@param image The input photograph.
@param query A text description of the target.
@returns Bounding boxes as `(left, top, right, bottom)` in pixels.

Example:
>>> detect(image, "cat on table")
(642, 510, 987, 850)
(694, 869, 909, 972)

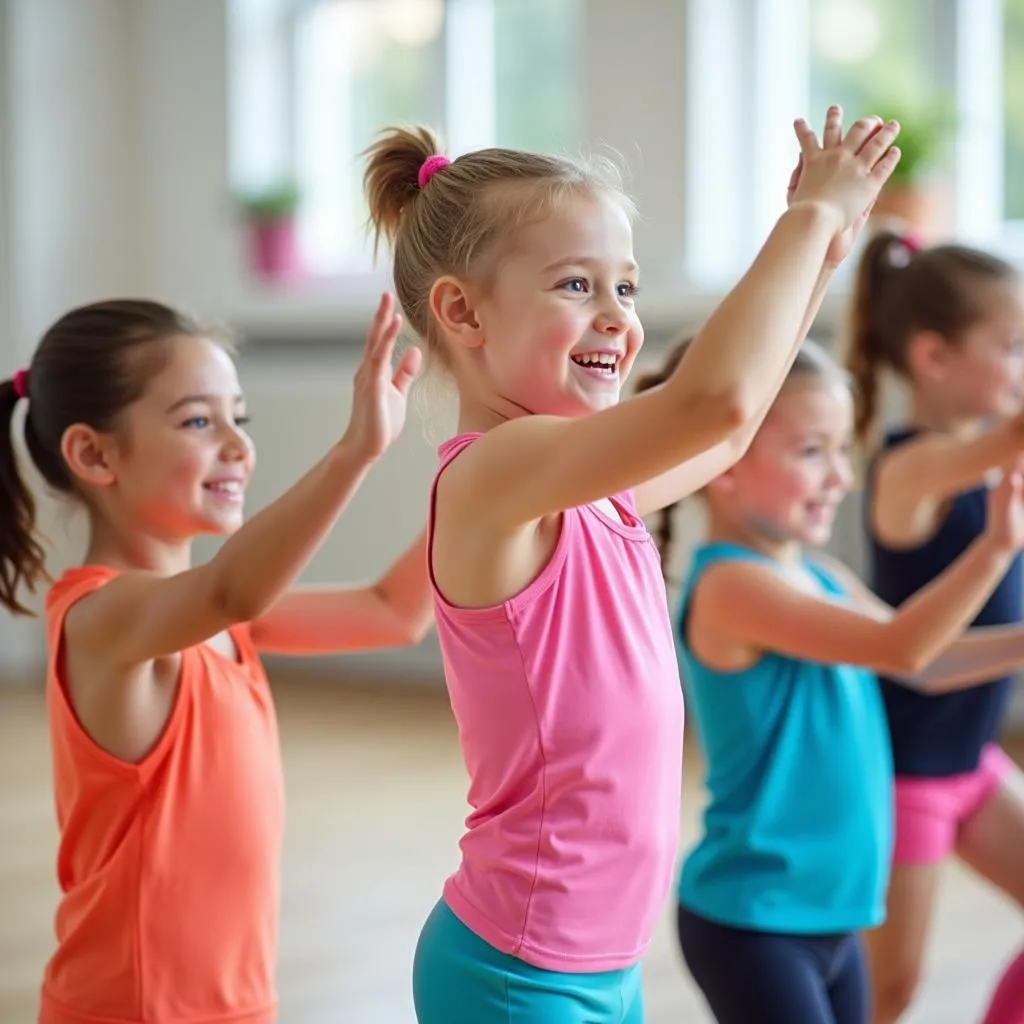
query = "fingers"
(822, 105, 843, 148)
(392, 345, 423, 397)
(793, 117, 821, 159)
(842, 115, 884, 154)
(365, 294, 402, 366)
(868, 145, 902, 187)
(859, 118, 901, 165)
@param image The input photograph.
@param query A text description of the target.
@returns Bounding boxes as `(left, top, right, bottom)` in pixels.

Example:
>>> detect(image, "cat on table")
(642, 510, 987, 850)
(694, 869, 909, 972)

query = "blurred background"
(1, 1, 1023, 1021)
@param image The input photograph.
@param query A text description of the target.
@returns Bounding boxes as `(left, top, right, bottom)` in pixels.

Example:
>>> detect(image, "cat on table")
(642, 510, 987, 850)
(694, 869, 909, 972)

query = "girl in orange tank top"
(0, 296, 432, 1024)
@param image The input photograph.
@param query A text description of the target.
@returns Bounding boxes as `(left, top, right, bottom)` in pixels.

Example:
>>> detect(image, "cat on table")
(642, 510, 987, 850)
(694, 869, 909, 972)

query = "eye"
(182, 416, 209, 429)
(235, 414, 251, 428)
(559, 278, 588, 294)
(618, 282, 640, 299)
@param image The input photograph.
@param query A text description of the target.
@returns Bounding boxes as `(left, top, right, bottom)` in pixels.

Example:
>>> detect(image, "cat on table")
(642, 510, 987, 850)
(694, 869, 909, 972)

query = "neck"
(85, 514, 194, 576)
(908, 390, 984, 436)
(705, 510, 801, 564)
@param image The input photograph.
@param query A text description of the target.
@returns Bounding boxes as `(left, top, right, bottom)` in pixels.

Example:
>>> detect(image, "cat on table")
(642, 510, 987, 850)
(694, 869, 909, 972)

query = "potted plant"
(236, 182, 303, 282)
(868, 99, 955, 241)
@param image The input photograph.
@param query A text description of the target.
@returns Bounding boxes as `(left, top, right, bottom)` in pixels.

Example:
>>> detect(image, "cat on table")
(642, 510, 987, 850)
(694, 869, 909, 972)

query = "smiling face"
(708, 377, 855, 550)
(460, 189, 644, 419)
(65, 334, 255, 544)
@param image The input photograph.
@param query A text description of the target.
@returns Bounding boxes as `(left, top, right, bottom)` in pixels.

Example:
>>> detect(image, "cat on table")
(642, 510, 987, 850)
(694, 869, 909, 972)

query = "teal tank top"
(676, 542, 893, 935)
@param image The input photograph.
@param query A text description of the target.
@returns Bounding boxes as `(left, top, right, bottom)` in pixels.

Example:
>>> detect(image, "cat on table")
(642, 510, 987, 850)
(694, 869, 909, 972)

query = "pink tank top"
(429, 433, 685, 973)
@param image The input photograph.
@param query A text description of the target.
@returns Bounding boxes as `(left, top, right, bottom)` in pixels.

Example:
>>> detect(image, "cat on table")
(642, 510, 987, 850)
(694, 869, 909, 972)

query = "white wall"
(2, 1, 1020, 725)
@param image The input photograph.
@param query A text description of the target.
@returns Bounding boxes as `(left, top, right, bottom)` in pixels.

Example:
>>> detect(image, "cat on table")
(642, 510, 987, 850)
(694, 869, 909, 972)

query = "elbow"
(879, 640, 934, 678)
(685, 387, 753, 446)
(210, 574, 273, 626)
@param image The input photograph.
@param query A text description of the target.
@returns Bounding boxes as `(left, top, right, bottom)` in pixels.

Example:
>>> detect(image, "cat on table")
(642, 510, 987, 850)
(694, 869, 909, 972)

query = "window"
(1004, 0, 1024, 222)
(684, 0, 1023, 291)
(228, 0, 583, 278)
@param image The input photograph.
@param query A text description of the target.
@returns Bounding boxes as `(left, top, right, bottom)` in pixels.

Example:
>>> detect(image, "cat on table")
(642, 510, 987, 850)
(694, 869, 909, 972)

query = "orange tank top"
(39, 566, 285, 1024)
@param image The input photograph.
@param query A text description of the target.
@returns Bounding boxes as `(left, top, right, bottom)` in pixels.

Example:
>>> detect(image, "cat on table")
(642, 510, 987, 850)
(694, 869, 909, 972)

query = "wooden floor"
(0, 675, 1021, 1023)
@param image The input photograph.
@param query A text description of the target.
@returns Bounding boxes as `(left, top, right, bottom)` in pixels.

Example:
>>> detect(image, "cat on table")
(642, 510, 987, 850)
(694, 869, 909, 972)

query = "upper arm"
(66, 565, 239, 670)
(446, 382, 745, 533)
(690, 559, 914, 675)
(872, 425, 1024, 545)
(250, 585, 431, 654)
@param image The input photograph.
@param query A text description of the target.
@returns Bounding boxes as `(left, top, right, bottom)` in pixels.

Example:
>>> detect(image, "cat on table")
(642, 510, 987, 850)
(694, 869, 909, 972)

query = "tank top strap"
(45, 566, 120, 653)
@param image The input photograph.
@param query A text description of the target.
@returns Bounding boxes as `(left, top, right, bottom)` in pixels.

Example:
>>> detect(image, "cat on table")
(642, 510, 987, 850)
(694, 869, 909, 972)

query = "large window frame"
(683, 0, 1016, 291)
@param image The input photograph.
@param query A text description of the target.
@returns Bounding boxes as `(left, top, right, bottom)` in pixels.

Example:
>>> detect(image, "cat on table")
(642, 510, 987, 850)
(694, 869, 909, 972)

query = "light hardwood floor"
(0, 675, 1021, 1023)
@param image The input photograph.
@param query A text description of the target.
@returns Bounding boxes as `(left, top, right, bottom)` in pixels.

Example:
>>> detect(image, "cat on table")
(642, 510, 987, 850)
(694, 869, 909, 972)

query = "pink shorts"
(893, 744, 1015, 865)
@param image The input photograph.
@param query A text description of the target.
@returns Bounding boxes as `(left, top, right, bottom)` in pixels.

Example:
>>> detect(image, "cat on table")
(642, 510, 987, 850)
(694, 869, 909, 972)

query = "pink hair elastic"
(899, 231, 924, 255)
(12, 368, 28, 400)
(418, 155, 451, 189)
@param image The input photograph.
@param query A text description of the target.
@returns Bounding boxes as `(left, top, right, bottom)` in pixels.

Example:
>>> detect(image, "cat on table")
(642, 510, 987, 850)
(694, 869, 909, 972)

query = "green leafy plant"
(236, 182, 301, 222)
(870, 99, 956, 188)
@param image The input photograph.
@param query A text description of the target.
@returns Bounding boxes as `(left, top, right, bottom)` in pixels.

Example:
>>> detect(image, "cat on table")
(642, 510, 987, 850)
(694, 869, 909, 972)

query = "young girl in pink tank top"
(362, 108, 903, 1022)
(0, 297, 432, 1024)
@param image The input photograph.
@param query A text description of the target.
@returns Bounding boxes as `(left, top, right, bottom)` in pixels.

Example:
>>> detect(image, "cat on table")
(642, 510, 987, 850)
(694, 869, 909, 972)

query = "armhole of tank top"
(48, 576, 194, 778)
(679, 547, 776, 676)
(427, 435, 573, 619)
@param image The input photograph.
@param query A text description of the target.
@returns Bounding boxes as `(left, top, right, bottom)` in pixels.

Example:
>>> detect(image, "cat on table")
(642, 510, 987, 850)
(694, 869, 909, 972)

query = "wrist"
(329, 437, 377, 476)
(977, 531, 1018, 561)
(784, 200, 845, 241)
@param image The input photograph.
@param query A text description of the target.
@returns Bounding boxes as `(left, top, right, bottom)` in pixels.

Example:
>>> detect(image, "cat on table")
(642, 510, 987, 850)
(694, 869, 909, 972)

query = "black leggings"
(676, 905, 869, 1024)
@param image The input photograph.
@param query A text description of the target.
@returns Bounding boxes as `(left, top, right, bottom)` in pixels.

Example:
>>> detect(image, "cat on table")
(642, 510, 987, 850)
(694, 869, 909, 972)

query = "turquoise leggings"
(412, 900, 645, 1024)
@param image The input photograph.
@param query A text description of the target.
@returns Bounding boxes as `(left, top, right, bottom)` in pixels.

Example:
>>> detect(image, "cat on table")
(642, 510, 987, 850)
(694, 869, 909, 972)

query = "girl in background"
(364, 108, 900, 1022)
(636, 336, 1024, 1024)
(850, 230, 1024, 1024)
(0, 296, 431, 1024)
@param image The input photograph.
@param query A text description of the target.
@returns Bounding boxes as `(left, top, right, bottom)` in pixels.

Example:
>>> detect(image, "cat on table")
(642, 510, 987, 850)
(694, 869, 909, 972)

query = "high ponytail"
(845, 227, 1017, 445)
(363, 125, 442, 256)
(362, 124, 634, 376)
(0, 377, 47, 615)
(847, 229, 906, 443)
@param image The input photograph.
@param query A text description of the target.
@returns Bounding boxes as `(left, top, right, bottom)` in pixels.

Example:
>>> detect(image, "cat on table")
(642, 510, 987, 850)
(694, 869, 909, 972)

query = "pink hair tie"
(11, 368, 28, 400)
(418, 155, 450, 189)
(900, 231, 924, 255)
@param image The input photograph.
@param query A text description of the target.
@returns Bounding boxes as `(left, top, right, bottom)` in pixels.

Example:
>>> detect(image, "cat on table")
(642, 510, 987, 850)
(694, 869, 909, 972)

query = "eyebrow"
(544, 256, 639, 274)
(165, 393, 245, 414)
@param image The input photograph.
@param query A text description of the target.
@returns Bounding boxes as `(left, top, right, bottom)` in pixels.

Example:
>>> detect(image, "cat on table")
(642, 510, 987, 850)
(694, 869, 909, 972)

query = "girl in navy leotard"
(850, 229, 1024, 1023)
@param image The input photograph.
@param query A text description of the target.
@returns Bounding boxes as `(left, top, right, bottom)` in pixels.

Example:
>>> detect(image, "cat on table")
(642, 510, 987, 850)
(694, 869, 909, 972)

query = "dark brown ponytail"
(0, 300, 212, 615)
(846, 227, 1018, 444)
(847, 229, 907, 443)
(633, 338, 693, 579)
(0, 378, 47, 614)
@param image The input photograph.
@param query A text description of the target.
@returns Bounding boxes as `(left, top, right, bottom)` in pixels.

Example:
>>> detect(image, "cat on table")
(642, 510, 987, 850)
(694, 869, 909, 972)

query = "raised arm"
(872, 415, 1024, 546)
(250, 531, 432, 655)
(67, 296, 421, 670)
(689, 464, 1024, 676)
(636, 109, 874, 516)
(453, 115, 901, 531)
(634, 265, 835, 517)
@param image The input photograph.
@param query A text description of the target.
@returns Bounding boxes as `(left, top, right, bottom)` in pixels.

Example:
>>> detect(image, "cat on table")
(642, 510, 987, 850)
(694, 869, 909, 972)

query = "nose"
(593, 292, 631, 335)
(220, 422, 253, 463)
(830, 453, 854, 490)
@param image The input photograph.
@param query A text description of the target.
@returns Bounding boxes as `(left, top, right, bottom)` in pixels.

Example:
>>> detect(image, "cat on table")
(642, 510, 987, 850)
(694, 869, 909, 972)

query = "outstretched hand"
(787, 105, 900, 267)
(984, 457, 1024, 554)
(344, 293, 423, 463)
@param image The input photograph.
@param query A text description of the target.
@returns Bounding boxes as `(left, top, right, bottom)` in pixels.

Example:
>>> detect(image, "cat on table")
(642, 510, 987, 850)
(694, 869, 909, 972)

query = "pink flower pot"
(248, 217, 303, 282)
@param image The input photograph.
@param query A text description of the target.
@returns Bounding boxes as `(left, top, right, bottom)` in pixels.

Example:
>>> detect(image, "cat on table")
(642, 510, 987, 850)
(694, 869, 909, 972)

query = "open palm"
(786, 107, 885, 267)
(345, 294, 423, 463)
(986, 457, 1024, 553)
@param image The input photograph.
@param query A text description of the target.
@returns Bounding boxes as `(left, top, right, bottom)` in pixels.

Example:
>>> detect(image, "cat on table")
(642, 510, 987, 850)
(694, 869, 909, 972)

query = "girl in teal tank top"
(634, 338, 1024, 1024)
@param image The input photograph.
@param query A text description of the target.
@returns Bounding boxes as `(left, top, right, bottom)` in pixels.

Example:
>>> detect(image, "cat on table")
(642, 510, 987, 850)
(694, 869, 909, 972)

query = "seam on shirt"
(506, 603, 549, 957)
